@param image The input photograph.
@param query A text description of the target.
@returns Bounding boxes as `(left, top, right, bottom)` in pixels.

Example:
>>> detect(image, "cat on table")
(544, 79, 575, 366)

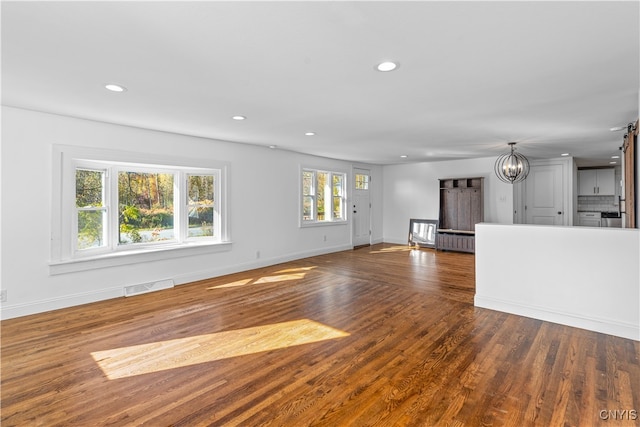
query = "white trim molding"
(51, 144, 231, 272)
(475, 295, 639, 342)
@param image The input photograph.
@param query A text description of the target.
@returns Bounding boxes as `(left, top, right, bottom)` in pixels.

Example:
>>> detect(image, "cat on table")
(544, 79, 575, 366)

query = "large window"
(52, 145, 228, 270)
(73, 161, 220, 255)
(301, 168, 347, 225)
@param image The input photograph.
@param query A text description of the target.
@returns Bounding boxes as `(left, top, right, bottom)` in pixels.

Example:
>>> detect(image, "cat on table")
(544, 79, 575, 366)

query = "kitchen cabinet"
(578, 168, 615, 196)
(578, 212, 601, 227)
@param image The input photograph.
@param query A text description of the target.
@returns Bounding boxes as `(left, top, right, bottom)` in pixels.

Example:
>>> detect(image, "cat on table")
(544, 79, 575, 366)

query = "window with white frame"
(73, 161, 221, 255)
(301, 168, 347, 224)
(52, 146, 228, 267)
(355, 173, 369, 190)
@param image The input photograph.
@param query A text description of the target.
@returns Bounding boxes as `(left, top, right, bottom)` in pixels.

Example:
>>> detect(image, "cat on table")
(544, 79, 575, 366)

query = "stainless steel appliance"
(601, 212, 622, 228)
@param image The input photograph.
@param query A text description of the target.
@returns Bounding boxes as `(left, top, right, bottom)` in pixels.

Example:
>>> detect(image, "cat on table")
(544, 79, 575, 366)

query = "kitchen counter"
(577, 210, 620, 215)
(577, 211, 621, 227)
(475, 223, 640, 341)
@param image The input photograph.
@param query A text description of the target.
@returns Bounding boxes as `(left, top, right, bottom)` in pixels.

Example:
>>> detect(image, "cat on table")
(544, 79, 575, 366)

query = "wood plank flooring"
(2, 244, 639, 426)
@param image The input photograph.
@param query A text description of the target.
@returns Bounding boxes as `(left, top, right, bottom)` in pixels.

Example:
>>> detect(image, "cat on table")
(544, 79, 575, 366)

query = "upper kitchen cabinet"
(578, 168, 615, 196)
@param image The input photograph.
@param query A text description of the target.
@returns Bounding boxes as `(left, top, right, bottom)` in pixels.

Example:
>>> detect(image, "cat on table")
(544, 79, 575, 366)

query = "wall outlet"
(256, 250, 261, 259)
(0, 290, 7, 302)
(323, 235, 327, 242)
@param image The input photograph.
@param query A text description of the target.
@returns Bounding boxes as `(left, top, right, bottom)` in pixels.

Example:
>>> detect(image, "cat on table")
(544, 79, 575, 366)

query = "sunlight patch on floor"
(91, 319, 349, 380)
(274, 266, 317, 274)
(369, 245, 414, 254)
(207, 274, 303, 289)
(207, 278, 254, 289)
(206, 267, 317, 289)
(254, 273, 306, 284)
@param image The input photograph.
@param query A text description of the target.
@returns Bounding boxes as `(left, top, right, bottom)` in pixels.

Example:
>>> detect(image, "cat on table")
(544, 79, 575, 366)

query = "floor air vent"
(124, 279, 174, 297)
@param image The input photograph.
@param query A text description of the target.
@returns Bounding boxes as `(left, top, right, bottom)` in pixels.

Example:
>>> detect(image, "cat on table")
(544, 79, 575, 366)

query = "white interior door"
(525, 163, 564, 225)
(353, 168, 371, 247)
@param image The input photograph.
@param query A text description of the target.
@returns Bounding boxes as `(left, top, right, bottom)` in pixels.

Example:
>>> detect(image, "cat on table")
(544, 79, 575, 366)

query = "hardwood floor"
(2, 244, 639, 426)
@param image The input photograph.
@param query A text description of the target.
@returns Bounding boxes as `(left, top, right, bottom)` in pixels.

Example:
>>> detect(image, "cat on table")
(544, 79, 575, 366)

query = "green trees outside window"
(302, 171, 314, 221)
(187, 175, 214, 237)
(76, 169, 106, 250)
(316, 172, 328, 221)
(75, 166, 218, 251)
(332, 174, 344, 220)
(301, 169, 346, 224)
(118, 171, 174, 244)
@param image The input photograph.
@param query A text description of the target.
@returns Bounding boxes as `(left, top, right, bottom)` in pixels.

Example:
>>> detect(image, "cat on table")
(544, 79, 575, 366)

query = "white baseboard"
(1, 287, 124, 320)
(474, 295, 639, 341)
(0, 243, 353, 320)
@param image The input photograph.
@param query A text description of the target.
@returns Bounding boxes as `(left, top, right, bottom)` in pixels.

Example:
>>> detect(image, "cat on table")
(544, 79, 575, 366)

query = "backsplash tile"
(578, 195, 618, 212)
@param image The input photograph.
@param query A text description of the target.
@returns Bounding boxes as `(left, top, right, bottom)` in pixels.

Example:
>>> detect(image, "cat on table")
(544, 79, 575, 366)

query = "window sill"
(49, 241, 232, 275)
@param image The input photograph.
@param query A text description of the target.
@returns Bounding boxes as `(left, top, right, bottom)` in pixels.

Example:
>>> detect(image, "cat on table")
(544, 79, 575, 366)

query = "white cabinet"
(578, 170, 597, 195)
(578, 212, 601, 227)
(578, 169, 615, 196)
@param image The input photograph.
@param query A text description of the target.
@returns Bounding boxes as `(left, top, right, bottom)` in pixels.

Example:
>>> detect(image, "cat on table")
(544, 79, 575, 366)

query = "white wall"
(0, 106, 382, 318)
(382, 157, 514, 243)
(475, 223, 640, 341)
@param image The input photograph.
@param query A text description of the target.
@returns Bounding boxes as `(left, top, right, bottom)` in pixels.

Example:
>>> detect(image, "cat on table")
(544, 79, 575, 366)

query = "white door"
(353, 168, 371, 247)
(525, 164, 564, 225)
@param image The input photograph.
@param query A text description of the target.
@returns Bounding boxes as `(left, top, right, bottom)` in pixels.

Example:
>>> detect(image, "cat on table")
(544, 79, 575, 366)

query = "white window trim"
(300, 166, 348, 227)
(50, 145, 231, 274)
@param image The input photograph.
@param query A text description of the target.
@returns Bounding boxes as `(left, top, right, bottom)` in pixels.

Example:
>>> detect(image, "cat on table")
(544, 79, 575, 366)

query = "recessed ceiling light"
(611, 155, 620, 159)
(400, 155, 408, 158)
(561, 153, 570, 156)
(305, 132, 315, 136)
(232, 115, 246, 121)
(105, 84, 126, 92)
(610, 161, 617, 164)
(268, 145, 277, 149)
(376, 61, 398, 72)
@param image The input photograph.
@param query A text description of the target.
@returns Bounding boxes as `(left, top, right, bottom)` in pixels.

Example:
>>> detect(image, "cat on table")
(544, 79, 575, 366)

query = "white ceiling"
(2, 1, 638, 166)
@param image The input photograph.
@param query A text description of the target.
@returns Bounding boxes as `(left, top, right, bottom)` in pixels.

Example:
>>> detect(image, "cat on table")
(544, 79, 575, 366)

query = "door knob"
(557, 211, 562, 215)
